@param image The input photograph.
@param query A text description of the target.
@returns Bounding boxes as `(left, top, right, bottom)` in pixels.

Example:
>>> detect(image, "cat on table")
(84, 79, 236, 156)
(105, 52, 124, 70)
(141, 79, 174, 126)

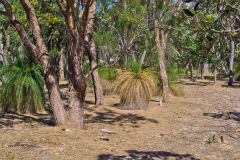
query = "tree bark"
(2, 28, 9, 65)
(228, 33, 234, 86)
(59, 48, 65, 81)
(88, 40, 104, 105)
(0, 0, 66, 125)
(57, 0, 91, 128)
(189, 61, 194, 81)
(153, 0, 169, 103)
(85, 0, 104, 105)
(200, 64, 204, 80)
(214, 68, 217, 85)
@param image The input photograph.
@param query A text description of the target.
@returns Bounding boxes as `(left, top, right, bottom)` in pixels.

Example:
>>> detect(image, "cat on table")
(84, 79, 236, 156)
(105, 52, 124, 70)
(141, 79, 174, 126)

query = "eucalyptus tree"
(0, 0, 66, 125)
(95, 0, 149, 67)
(152, 0, 184, 103)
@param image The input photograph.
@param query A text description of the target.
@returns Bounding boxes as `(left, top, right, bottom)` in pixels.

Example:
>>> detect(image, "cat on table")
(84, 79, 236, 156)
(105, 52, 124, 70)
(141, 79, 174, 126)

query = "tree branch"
(85, 51, 127, 79)
(211, 28, 240, 33)
(0, 11, 7, 16)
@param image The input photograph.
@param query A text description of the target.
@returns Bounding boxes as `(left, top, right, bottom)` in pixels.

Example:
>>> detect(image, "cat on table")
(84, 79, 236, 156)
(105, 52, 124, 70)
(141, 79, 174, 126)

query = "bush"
(0, 56, 45, 113)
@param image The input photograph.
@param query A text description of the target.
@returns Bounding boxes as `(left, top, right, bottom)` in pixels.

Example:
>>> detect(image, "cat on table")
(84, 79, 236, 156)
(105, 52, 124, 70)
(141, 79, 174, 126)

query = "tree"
(0, 0, 66, 125)
(56, 0, 97, 128)
(85, 0, 104, 105)
(152, 0, 184, 103)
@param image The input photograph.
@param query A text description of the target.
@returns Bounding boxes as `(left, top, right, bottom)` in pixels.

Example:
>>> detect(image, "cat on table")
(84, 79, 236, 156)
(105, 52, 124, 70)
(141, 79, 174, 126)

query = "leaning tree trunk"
(85, 0, 104, 105)
(41, 56, 66, 125)
(0, 0, 66, 125)
(88, 40, 104, 105)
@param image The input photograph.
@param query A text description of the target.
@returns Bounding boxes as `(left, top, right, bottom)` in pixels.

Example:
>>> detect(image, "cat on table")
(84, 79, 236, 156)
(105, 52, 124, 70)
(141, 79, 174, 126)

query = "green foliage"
(206, 134, 217, 145)
(127, 58, 141, 74)
(0, 56, 45, 113)
(98, 67, 118, 80)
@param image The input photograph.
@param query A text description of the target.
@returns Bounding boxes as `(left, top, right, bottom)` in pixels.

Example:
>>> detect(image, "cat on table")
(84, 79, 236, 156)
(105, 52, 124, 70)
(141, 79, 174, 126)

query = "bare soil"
(0, 79, 240, 160)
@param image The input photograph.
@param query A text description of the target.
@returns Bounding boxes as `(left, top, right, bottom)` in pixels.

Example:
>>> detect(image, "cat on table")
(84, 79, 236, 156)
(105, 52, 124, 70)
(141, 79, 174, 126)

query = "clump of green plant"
(0, 56, 45, 113)
(206, 134, 217, 145)
(98, 67, 118, 80)
(114, 59, 157, 109)
(234, 63, 240, 81)
(156, 63, 184, 96)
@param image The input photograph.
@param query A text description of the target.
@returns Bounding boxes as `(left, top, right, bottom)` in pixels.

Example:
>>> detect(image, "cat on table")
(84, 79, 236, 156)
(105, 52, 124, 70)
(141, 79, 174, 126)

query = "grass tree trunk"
(85, 0, 104, 105)
(0, 0, 66, 125)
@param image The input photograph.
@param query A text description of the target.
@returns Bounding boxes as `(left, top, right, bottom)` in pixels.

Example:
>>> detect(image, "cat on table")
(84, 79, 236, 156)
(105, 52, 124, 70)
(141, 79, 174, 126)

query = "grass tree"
(0, 56, 45, 113)
(114, 60, 157, 110)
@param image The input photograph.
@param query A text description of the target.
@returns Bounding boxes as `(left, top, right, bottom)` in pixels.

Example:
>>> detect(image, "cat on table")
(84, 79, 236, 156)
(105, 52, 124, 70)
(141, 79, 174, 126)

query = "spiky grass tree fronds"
(114, 69, 157, 110)
(0, 57, 45, 113)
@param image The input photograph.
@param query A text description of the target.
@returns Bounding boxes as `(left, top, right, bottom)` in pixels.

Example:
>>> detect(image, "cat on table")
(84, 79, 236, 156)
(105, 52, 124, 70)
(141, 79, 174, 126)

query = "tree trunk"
(228, 34, 234, 86)
(88, 40, 104, 105)
(159, 42, 169, 103)
(195, 64, 200, 80)
(2, 28, 9, 65)
(85, 0, 104, 105)
(140, 50, 146, 68)
(59, 48, 65, 81)
(189, 62, 194, 81)
(66, 32, 86, 128)
(153, 0, 169, 103)
(214, 68, 217, 85)
(201, 64, 204, 80)
(185, 64, 189, 78)
(41, 56, 66, 125)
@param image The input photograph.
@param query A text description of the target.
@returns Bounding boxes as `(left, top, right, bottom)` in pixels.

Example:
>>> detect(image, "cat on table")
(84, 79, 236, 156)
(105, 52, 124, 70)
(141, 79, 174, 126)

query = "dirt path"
(0, 79, 239, 160)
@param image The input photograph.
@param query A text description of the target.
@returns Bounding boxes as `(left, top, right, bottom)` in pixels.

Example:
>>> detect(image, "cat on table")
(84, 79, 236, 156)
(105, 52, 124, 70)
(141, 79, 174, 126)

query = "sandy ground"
(0, 79, 239, 160)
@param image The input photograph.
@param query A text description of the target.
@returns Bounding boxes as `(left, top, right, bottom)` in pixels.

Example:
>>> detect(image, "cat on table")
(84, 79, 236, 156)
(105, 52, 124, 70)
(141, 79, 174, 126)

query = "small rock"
(125, 156, 132, 159)
(101, 129, 115, 134)
(63, 129, 72, 132)
(100, 137, 110, 141)
(59, 147, 64, 152)
(71, 146, 80, 150)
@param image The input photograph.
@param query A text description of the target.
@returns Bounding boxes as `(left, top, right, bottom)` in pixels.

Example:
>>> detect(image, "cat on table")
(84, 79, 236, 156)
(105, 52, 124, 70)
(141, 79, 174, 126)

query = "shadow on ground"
(203, 112, 240, 122)
(0, 111, 54, 127)
(85, 106, 158, 128)
(183, 81, 214, 86)
(98, 150, 200, 160)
